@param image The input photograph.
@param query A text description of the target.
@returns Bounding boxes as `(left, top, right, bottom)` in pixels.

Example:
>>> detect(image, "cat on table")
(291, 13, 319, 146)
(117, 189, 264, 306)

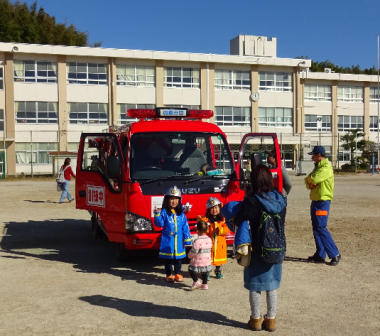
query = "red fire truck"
(75, 108, 282, 261)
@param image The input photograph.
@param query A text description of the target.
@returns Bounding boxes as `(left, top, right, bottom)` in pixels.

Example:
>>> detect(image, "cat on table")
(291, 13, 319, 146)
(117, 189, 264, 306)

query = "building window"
(67, 63, 107, 85)
(164, 67, 200, 88)
(338, 146, 351, 161)
(305, 115, 331, 132)
(13, 60, 57, 83)
(117, 103, 155, 125)
(0, 68, 3, 89)
(15, 142, 58, 164)
(259, 72, 292, 92)
(0, 109, 4, 131)
(338, 86, 363, 102)
(68, 103, 108, 124)
(259, 107, 293, 127)
(338, 115, 363, 132)
(304, 84, 331, 101)
(68, 143, 80, 151)
(370, 116, 379, 132)
(116, 65, 155, 86)
(215, 106, 250, 127)
(15, 102, 58, 124)
(370, 87, 380, 102)
(214, 70, 250, 90)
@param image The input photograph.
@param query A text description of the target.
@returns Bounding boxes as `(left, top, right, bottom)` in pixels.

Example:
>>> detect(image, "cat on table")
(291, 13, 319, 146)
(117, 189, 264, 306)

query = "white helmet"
(165, 185, 181, 198)
(206, 197, 222, 209)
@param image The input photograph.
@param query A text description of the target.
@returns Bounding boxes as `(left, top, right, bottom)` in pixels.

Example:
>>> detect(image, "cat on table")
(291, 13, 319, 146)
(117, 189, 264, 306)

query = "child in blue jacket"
(154, 186, 192, 283)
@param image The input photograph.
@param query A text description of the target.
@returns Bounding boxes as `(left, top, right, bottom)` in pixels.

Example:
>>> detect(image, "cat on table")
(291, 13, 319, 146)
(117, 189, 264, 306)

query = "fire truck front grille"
(187, 218, 198, 232)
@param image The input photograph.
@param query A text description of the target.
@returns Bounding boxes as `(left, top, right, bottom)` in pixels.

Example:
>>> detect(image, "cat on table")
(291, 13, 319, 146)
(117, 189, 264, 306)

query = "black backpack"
(251, 207, 286, 265)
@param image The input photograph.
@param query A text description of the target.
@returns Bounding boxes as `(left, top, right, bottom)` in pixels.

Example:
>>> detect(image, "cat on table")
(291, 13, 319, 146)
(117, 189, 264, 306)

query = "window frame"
(116, 64, 155, 87)
(68, 102, 108, 124)
(15, 142, 58, 165)
(214, 69, 251, 90)
(215, 106, 251, 127)
(370, 116, 379, 132)
(258, 107, 293, 128)
(67, 62, 108, 85)
(337, 115, 364, 132)
(370, 87, 380, 102)
(304, 84, 332, 101)
(0, 67, 3, 89)
(0, 109, 4, 131)
(13, 60, 57, 83)
(304, 114, 332, 132)
(259, 72, 292, 92)
(164, 67, 200, 88)
(15, 101, 58, 124)
(337, 85, 363, 103)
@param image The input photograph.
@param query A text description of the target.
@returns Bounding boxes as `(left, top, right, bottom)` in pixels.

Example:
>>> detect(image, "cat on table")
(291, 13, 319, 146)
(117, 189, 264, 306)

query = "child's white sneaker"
(190, 280, 201, 291)
(200, 284, 208, 290)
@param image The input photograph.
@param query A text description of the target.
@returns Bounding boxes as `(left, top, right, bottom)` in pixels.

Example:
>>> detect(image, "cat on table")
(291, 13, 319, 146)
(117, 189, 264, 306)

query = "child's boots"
(248, 317, 262, 331)
(262, 315, 276, 332)
(215, 270, 223, 279)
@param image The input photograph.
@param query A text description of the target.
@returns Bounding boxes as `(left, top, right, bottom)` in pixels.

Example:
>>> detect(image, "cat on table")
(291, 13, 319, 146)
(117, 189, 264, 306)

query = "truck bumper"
(124, 232, 161, 250)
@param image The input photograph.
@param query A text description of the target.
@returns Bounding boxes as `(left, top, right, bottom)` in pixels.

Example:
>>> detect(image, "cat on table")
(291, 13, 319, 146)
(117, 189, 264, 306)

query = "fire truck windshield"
(130, 132, 234, 181)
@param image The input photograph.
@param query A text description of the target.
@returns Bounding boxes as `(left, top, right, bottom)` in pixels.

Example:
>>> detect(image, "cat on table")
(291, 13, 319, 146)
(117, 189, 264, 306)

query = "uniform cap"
(165, 185, 181, 197)
(206, 197, 222, 209)
(308, 146, 325, 155)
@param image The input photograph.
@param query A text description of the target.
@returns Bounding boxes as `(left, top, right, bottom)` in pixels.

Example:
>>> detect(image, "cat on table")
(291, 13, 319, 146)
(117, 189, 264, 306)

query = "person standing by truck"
(59, 158, 76, 204)
(305, 146, 341, 266)
(199, 197, 230, 279)
(154, 186, 192, 282)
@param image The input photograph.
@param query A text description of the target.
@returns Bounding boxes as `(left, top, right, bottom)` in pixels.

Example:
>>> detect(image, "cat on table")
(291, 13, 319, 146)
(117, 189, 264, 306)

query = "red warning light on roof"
(127, 108, 213, 120)
(188, 110, 214, 118)
(127, 109, 156, 118)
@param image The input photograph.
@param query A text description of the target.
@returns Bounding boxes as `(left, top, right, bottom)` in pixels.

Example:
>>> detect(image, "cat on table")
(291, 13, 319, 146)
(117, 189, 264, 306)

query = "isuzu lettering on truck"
(75, 108, 283, 261)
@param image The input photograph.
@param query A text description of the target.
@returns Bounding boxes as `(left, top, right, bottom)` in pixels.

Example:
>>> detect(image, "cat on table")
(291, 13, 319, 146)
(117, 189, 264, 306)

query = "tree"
(295, 56, 377, 75)
(340, 129, 374, 171)
(0, 0, 99, 47)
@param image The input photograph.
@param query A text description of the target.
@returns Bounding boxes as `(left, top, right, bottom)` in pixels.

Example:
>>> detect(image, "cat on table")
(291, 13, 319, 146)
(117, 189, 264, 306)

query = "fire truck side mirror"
(107, 155, 121, 179)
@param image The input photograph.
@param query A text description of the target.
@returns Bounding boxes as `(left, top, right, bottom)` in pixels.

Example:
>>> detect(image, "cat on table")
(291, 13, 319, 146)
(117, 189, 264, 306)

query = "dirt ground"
(0, 175, 379, 336)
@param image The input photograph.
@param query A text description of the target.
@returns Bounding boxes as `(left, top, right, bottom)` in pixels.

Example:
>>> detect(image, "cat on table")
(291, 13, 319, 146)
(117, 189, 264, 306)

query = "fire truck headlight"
(125, 211, 152, 232)
(134, 218, 153, 231)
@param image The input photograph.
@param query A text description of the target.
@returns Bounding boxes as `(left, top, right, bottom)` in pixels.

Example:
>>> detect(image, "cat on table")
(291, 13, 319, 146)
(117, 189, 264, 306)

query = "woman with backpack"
(59, 158, 76, 204)
(222, 164, 286, 332)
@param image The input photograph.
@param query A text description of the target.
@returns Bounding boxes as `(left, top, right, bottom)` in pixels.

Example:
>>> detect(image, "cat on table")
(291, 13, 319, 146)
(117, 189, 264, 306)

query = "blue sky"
(23, 0, 380, 69)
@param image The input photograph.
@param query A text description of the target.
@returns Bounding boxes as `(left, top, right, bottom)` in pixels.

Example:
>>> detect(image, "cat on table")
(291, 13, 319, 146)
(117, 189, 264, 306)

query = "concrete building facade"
(0, 36, 379, 175)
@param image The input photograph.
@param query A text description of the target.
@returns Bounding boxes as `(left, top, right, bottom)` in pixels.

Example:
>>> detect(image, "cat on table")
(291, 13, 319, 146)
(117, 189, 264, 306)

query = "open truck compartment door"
(236, 133, 283, 194)
(76, 133, 126, 241)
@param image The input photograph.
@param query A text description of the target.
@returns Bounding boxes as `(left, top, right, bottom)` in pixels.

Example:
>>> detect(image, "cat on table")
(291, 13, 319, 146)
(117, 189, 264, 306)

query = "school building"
(0, 35, 379, 175)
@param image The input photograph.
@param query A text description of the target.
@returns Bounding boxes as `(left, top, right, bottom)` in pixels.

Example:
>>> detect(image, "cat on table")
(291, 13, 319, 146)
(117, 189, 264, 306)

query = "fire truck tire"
(115, 242, 134, 262)
(91, 215, 107, 241)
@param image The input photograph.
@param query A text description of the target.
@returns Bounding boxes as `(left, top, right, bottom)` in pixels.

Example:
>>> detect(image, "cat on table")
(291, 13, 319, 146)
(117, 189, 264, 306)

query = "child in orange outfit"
(199, 197, 230, 279)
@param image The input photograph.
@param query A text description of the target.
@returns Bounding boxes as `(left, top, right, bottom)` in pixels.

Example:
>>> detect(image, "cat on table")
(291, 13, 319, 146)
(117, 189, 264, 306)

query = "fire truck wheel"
(91, 215, 107, 241)
(115, 242, 133, 262)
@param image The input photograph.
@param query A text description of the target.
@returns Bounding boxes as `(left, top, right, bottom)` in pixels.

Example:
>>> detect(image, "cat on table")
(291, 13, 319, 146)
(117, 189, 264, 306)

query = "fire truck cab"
(75, 108, 282, 261)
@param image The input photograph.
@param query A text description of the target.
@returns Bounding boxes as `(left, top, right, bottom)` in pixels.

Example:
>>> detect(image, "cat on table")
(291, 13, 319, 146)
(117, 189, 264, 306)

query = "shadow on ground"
(0, 219, 193, 290)
(80, 295, 247, 329)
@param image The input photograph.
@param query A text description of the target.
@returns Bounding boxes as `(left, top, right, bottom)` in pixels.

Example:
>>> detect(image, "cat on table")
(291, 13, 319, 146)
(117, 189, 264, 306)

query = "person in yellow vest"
(199, 197, 230, 279)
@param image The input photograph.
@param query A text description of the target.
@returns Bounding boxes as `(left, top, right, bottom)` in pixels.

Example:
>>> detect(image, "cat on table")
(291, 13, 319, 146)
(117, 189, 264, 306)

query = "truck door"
(76, 133, 126, 238)
(236, 133, 283, 194)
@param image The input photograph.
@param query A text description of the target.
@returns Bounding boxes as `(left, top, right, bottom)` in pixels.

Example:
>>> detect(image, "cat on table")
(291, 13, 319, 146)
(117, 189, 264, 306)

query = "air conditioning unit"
(324, 68, 332, 73)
